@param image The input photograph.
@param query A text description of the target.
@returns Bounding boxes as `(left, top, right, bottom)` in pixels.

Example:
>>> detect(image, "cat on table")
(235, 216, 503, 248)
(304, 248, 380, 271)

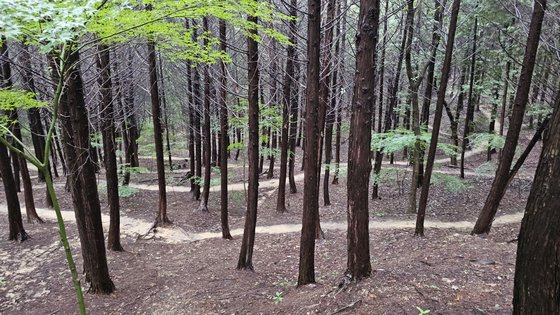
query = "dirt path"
(1, 204, 523, 244)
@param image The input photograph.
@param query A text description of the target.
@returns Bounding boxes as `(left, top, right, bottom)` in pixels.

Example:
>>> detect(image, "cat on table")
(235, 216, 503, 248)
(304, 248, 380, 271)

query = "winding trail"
(0, 204, 523, 244)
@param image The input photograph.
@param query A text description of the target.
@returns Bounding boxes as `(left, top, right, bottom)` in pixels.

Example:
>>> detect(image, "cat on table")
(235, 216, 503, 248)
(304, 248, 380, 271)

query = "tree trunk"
(237, 15, 260, 270)
(372, 10, 408, 198)
(320, 0, 337, 208)
(192, 27, 202, 200)
(418, 0, 445, 187)
(513, 70, 557, 314)
(218, 20, 232, 239)
(277, 0, 298, 212)
(298, 0, 321, 286)
(460, 17, 478, 178)
(0, 41, 29, 239)
(147, 40, 171, 226)
(472, 0, 546, 235)
(198, 17, 211, 213)
(346, 0, 380, 281)
(59, 49, 114, 293)
(415, 0, 461, 236)
(96, 44, 123, 251)
(288, 53, 301, 194)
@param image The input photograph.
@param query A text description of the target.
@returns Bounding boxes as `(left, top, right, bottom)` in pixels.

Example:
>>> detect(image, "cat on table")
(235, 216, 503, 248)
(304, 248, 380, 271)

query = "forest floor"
(0, 114, 543, 314)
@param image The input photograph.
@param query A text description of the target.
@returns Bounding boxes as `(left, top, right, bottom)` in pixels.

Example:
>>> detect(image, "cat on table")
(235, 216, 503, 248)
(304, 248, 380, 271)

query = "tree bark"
(372, 10, 408, 198)
(218, 20, 232, 239)
(96, 44, 123, 251)
(513, 71, 558, 314)
(237, 15, 260, 270)
(198, 17, 212, 213)
(415, 0, 461, 236)
(460, 17, 478, 178)
(472, 0, 546, 235)
(276, 0, 298, 212)
(346, 0, 380, 281)
(147, 40, 171, 226)
(59, 49, 114, 293)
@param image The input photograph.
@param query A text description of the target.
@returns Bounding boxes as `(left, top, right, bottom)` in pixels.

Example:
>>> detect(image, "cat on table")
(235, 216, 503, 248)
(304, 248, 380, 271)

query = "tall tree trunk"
(1, 44, 43, 222)
(0, 142, 28, 241)
(237, 15, 260, 270)
(418, 0, 445, 187)
(298, 0, 321, 286)
(96, 44, 123, 251)
(288, 57, 300, 194)
(198, 17, 211, 213)
(218, 20, 232, 239)
(415, 0, 461, 236)
(59, 49, 114, 293)
(0, 41, 28, 240)
(498, 61, 511, 159)
(20, 44, 49, 182)
(460, 17, 478, 178)
(277, 0, 298, 212)
(346, 0, 380, 281)
(192, 27, 202, 200)
(513, 74, 557, 314)
(472, 0, 546, 235)
(147, 40, 171, 226)
(158, 53, 173, 170)
(320, 0, 337, 208)
(372, 11, 408, 198)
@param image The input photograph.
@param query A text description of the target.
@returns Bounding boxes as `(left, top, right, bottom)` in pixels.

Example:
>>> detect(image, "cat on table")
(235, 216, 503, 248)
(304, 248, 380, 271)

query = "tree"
(237, 14, 260, 270)
(472, 0, 547, 234)
(96, 43, 123, 251)
(218, 19, 232, 239)
(460, 16, 478, 179)
(197, 17, 212, 213)
(298, 0, 321, 286)
(147, 35, 171, 226)
(276, 0, 298, 213)
(345, 0, 380, 281)
(512, 79, 558, 314)
(59, 48, 115, 294)
(415, 0, 462, 236)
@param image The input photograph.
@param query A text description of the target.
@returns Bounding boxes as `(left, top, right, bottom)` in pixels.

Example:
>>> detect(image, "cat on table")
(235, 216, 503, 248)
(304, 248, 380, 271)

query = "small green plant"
(272, 291, 284, 304)
(416, 306, 431, 315)
(118, 185, 139, 198)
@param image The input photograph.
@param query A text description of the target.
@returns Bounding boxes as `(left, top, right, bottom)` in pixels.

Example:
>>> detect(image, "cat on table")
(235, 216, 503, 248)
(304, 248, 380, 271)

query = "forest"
(0, 0, 559, 313)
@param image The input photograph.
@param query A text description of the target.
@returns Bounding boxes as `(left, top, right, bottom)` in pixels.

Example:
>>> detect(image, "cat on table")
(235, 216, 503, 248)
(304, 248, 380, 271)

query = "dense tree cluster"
(0, 0, 558, 313)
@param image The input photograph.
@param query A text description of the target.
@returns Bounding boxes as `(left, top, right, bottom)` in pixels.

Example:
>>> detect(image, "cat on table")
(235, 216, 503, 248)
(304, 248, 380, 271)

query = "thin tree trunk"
(96, 44, 123, 251)
(198, 17, 211, 213)
(298, 0, 321, 286)
(218, 20, 232, 239)
(460, 17, 478, 178)
(372, 11, 408, 198)
(147, 40, 171, 226)
(277, 0, 298, 212)
(415, 0, 461, 236)
(237, 15, 260, 270)
(472, 0, 546, 235)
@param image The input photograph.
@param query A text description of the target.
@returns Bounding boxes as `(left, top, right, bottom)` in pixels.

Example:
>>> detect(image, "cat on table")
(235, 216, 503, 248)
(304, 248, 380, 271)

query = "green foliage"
(0, 89, 45, 111)
(527, 102, 553, 119)
(416, 306, 431, 315)
(120, 165, 149, 174)
(0, 89, 46, 133)
(431, 173, 469, 193)
(469, 133, 505, 151)
(271, 291, 283, 304)
(118, 185, 139, 198)
(475, 160, 497, 176)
